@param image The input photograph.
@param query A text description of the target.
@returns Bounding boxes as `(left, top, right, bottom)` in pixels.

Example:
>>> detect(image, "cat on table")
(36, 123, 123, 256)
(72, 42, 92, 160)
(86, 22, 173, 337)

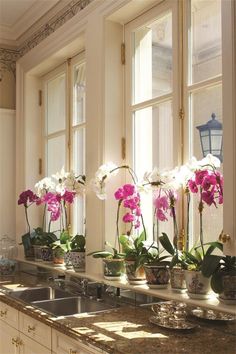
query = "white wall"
(0, 109, 15, 240)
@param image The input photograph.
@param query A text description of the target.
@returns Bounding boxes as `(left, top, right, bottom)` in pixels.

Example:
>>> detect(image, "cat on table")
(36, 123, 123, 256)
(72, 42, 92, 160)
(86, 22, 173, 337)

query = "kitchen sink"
(33, 296, 117, 316)
(8, 286, 72, 302)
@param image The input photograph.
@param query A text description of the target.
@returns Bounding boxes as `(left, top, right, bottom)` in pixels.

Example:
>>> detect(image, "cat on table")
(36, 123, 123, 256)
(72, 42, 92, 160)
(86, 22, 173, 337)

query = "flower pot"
(64, 251, 73, 269)
(53, 248, 65, 266)
(219, 275, 236, 305)
(41, 247, 53, 262)
(144, 265, 170, 289)
(33, 245, 44, 262)
(103, 259, 125, 280)
(185, 270, 211, 299)
(71, 251, 85, 272)
(125, 260, 146, 285)
(170, 267, 186, 292)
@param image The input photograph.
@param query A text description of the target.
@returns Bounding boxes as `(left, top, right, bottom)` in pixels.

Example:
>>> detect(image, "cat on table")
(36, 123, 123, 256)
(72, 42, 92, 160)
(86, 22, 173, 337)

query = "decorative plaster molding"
(0, 48, 19, 78)
(0, 0, 93, 76)
(19, 0, 93, 57)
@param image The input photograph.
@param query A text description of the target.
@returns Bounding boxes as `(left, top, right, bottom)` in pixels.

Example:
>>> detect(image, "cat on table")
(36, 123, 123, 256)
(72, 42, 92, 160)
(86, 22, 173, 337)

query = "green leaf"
(159, 233, 175, 256)
(211, 272, 224, 294)
(87, 251, 113, 259)
(201, 255, 222, 278)
(134, 231, 145, 250)
(205, 241, 223, 256)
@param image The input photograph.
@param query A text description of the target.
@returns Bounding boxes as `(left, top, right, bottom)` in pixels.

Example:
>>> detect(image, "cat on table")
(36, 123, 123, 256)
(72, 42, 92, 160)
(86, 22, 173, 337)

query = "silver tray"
(191, 308, 236, 321)
(149, 316, 197, 330)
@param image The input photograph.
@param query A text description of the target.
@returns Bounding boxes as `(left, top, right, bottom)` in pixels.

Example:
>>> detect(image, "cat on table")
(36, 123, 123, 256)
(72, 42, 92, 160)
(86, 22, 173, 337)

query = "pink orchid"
(154, 195, 169, 210)
(18, 190, 38, 206)
(156, 208, 168, 222)
(123, 184, 135, 198)
(188, 179, 198, 193)
(62, 190, 76, 204)
(114, 188, 124, 200)
(195, 170, 209, 185)
(123, 213, 135, 223)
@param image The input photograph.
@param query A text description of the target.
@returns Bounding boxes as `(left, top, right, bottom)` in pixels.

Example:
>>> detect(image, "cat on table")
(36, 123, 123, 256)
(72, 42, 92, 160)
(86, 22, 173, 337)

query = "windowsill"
(16, 258, 236, 315)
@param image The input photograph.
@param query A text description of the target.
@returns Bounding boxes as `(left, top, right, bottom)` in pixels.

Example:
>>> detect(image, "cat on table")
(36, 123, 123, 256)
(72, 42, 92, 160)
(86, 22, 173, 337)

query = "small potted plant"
(159, 233, 187, 291)
(119, 232, 147, 285)
(88, 242, 125, 280)
(201, 253, 236, 304)
(70, 234, 86, 272)
(51, 230, 71, 266)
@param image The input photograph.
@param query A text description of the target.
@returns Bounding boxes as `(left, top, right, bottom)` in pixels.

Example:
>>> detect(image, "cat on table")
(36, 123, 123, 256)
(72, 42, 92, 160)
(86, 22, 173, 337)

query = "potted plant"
(88, 242, 125, 280)
(70, 234, 86, 272)
(51, 230, 71, 266)
(201, 253, 236, 304)
(159, 233, 187, 291)
(119, 232, 148, 285)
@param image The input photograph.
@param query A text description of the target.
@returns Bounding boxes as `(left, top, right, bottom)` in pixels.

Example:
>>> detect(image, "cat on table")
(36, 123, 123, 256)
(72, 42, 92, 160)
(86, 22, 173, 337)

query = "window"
(42, 54, 86, 235)
(125, 0, 223, 246)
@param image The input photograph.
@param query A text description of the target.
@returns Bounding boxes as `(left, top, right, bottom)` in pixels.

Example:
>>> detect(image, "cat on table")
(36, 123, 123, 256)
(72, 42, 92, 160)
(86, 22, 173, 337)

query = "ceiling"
(0, 0, 61, 47)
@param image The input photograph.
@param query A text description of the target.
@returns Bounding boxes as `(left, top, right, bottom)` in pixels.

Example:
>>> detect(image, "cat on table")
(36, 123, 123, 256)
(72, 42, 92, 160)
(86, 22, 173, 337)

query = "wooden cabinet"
(19, 333, 51, 354)
(19, 312, 51, 349)
(52, 329, 103, 354)
(0, 320, 19, 354)
(0, 301, 19, 329)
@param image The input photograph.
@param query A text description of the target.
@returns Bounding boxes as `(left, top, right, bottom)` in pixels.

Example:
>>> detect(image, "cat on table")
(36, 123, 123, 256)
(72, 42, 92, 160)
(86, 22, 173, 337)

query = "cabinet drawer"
(52, 329, 102, 354)
(0, 301, 19, 329)
(20, 332, 51, 354)
(19, 312, 51, 350)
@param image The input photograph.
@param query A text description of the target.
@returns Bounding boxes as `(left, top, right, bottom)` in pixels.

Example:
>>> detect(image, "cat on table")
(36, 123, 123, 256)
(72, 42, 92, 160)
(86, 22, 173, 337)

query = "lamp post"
(196, 113, 223, 162)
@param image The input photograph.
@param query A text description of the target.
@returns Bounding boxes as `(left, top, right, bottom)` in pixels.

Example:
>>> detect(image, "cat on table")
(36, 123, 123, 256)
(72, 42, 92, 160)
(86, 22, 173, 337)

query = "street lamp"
(196, 113, 223, 162)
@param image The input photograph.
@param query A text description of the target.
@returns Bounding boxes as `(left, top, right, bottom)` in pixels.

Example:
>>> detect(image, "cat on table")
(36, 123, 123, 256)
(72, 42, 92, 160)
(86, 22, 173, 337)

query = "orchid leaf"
(159, 233, 175, 256)
(201, 255, 222, 278)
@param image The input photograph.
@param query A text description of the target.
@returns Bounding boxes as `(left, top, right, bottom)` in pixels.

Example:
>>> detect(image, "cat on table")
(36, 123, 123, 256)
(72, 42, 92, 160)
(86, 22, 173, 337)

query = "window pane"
(190, 85, 222, 160)
(47, 135, 66, 176)
(133, 11, 172, 104)
(47, 74, 66, 134)
(189, 0, 222, 84)
(73, 63, 86, 126)
(133, 101, 174, 240)
(190, 84, 223, 245)
(72, 128, 85, 174)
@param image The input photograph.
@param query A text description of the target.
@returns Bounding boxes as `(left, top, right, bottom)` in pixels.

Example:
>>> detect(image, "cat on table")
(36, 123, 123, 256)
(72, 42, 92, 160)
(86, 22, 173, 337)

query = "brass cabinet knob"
(219, 232, 231, 243)
(27, 325, 36, 333)
(69, 349, 77, 354)
(0, 309, 7, 317)
(12, 338, 17, 346)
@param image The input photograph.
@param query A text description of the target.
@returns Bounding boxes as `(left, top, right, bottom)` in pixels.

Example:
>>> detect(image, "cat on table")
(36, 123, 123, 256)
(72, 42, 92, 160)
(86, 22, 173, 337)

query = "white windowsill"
(16, 258, 236, 315)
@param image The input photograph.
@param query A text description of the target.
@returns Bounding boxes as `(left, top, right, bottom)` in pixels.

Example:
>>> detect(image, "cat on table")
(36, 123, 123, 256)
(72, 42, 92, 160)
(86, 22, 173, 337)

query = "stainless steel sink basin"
(33, 296, 116, 316)
(8, 287, 72, 302)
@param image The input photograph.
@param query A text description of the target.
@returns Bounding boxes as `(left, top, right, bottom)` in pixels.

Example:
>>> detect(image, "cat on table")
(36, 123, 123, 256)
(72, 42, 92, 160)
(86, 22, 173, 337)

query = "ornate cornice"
(0, 0, 93, 77)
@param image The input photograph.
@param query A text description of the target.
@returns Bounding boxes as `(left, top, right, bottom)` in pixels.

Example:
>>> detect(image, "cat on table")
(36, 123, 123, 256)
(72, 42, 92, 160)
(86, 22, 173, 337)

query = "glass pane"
(73, 63, 86, 126)
(190, 84, 223, 245)
(47, 135, 66, 177)
(190, 85, 222, 160)
(189, 0, 222, 84)
(133, 11, 172, 104)
(133, 101, 174, 241)
(47, 74, 66, 134)
(72, 128, 85, 174)
(72, 128, 85, 234)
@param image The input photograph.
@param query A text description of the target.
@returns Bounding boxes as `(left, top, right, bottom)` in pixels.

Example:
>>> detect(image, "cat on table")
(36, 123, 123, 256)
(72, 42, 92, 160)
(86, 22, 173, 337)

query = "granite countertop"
(0, 274, 236, 354)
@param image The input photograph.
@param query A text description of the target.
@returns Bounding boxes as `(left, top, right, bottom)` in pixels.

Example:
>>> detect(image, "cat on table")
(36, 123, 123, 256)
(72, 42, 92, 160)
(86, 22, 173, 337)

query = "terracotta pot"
(219, 275, 236, 304)
(170, 267, 186, 292)
(144, 265, 170, 289)
(103, 259, 125, 280)
(53, 248, 65, 266)
(185, 270, 211, 299)
(71, 251, 85, 272)
(125, 260, 146, 285)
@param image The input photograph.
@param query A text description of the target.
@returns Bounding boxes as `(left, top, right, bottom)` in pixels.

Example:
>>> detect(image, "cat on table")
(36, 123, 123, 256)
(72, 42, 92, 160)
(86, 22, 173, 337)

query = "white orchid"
(54, 170, 85, 196)
(198, 154, 221, 169)
(91, 162, 118, 200)
(52, 167, 69, 182)
(35, 177, 55, 197)
(95, 162, 118, 180)
(90, 178, 107, 200)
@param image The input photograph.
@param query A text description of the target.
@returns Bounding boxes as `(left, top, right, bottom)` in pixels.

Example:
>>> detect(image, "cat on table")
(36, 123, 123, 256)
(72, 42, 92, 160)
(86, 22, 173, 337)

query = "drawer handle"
(0, 309, 7, 317)
(27, 325, 36, 333)
(69, 350, 77, 354)
(12, 338, 22, 347)
(12, 338, 17, 346)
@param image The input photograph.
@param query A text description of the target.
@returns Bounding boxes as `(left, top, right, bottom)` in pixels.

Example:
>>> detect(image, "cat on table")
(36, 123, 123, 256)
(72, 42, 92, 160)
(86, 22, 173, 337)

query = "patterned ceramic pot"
(41, 247, 53, 262)
(64, 251, 73, 269)
(219, 275, 236, 304)
(33, 245, 44, 262)
(53, 248, 65, 265)
(170, 267, 186, 291)
(144, 265, 170, 289)
(71, 251, 85, 272)
(125, 260, 146, 285)
(103, 259, 125, 280)
(185, 270, 211, 299)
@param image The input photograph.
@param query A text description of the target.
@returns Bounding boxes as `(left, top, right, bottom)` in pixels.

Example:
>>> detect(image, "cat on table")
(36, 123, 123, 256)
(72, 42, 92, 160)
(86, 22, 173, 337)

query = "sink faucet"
(49, 277, 93, 297)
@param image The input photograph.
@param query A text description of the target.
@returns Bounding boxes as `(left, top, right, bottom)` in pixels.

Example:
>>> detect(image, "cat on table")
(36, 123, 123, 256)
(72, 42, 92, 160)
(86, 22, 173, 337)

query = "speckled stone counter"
(1, 275, 236, 354)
